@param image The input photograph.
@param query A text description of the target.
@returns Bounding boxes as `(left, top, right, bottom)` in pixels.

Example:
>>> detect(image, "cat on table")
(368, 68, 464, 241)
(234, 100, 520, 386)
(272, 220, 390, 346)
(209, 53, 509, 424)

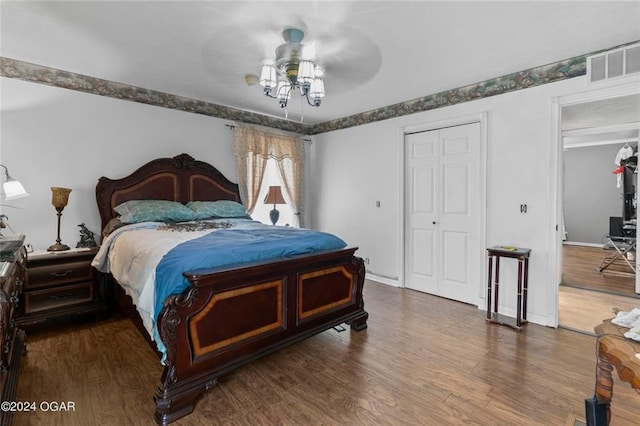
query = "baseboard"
(365, 273, 400, 287)
(564, 241, 604, 248)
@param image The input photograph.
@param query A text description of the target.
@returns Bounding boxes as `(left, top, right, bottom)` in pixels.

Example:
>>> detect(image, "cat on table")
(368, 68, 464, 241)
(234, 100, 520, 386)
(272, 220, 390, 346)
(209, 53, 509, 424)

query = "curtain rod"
(226, 124, 312, 143)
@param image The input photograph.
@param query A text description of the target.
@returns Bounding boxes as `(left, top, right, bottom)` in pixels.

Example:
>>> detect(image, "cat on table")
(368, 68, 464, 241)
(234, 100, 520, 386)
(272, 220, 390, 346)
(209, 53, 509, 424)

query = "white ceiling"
(2, 1, 640, 124)
(562, 94, 640, 148)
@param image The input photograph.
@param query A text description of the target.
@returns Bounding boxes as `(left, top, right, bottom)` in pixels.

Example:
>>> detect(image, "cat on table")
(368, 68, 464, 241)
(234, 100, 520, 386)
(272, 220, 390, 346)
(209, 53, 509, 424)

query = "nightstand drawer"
(24, 282, 94, 314)
(26, 260, 93, 290)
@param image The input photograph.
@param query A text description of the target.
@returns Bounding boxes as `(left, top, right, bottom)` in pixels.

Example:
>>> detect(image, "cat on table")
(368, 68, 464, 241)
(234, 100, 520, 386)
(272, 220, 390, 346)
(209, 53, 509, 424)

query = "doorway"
(403, 121, 482, 305)
(557, 90, 640, 334)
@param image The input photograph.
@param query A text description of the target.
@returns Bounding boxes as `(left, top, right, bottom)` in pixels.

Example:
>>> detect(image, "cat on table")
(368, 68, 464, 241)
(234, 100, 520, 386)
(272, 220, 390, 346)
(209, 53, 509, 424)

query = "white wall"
(0, 78, 318, 250)
(2, 70, 635, 328)
(310, 76, 606, 327)
(0, 77, 238, 250)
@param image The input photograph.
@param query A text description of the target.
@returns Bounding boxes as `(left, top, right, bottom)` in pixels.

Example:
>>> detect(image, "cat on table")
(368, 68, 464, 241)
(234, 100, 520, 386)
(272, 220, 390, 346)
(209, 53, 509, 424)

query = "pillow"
(102, 218, 125, 239)
(114, 200, 197, 224)
(187, 200, 248, 220)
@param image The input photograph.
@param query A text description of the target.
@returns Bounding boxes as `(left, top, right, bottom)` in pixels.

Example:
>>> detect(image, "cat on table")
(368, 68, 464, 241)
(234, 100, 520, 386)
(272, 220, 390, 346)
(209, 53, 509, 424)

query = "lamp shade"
(3, 180, 30, 200)
(1, 164, 30, 201)
(297, 60, 315, 84)
(259, 64, 277, 89)
(276, 79, 292, 103)
(264, 186, 286, 205)
(310, 78, 325, 99)
(50, 187, 72, 208)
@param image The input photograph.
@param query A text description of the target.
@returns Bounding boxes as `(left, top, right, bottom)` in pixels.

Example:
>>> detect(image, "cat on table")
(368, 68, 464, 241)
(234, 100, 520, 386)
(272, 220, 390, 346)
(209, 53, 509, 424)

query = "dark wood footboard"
(154, 248, 367, 425)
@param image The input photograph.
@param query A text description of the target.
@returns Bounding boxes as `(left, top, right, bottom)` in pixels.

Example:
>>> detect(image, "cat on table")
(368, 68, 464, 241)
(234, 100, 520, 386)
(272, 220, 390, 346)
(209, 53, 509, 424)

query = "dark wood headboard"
(95, 153, 241, 230)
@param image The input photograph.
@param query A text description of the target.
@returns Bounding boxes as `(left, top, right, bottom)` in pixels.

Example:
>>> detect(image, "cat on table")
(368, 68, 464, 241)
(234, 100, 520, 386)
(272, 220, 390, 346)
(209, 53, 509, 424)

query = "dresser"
(17, 247, 108, 327)
(0, 245, 26, 426)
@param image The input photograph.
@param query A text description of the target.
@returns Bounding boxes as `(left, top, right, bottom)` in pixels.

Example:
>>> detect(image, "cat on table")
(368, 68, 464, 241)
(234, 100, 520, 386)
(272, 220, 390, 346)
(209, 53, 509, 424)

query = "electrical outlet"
(364, 257, 370, 264)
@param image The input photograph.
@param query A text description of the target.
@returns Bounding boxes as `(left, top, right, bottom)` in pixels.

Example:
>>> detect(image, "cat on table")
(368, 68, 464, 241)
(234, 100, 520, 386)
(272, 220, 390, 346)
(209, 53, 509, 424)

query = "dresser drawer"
(26, 260, 93, 290)
(24, 282, 94, 314)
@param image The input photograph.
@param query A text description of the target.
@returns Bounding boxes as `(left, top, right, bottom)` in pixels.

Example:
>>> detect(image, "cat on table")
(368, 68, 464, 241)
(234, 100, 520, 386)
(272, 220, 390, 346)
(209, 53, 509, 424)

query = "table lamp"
(47, 187, 72, 251)
(264, 185, 286, 225)
(1, 164, 30, 200)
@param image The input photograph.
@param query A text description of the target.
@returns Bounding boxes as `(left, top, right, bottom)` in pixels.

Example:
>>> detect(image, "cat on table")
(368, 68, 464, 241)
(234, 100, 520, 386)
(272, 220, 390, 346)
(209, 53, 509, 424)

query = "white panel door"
(404, 123, 481, 304)
(405, 130, 439, 294)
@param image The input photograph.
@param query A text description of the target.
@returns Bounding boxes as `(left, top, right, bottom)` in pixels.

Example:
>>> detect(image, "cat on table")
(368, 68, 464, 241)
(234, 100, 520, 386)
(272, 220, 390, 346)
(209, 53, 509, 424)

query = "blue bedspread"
(154, 227, 347, 322)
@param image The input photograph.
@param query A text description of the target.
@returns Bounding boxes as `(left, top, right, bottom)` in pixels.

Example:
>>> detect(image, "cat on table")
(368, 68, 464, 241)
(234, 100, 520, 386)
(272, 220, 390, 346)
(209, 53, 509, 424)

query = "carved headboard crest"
(171, 153, 198, 170)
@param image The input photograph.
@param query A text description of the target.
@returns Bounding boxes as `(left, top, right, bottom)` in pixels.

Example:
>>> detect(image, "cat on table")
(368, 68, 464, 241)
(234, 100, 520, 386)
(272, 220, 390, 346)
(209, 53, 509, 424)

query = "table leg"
(486, 255, 493, 320)
(494, 256, 500, 314)
(594, 348, 614, 425)
(516, 257, 523, 328)
(522, 257, 529, 321)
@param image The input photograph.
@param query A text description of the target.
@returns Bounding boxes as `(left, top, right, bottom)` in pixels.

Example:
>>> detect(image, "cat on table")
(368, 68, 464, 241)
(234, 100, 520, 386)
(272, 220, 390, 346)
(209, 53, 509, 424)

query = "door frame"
(399, 112, 488, 308)
(551, 81, 640, 327)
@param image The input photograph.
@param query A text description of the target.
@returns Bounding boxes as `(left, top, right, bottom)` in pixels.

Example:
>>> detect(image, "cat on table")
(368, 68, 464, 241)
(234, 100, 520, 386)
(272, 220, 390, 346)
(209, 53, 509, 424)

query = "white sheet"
(92, 222, 219, 341)
(91, 218, 267, 342)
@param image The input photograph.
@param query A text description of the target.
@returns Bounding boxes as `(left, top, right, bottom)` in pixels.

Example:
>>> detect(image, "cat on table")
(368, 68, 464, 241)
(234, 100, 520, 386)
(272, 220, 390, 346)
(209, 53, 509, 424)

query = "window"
(232, 125, 305, 227)
(252, 159, 295, 226)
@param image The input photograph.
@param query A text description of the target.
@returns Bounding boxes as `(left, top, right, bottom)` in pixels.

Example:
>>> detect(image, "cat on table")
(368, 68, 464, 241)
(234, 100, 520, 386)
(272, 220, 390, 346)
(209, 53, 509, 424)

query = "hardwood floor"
(14, 280, 640, 425)
(562, 244, 636, 296)
(560, 243, 639, 335)
(559, 285, 640, 334)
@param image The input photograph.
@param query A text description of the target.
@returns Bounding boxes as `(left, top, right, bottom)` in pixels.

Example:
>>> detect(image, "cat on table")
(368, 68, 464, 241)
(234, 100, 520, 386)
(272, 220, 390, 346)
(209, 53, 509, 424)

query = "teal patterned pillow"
(187, 200, 248, 219)
(114, 200, 197, 224)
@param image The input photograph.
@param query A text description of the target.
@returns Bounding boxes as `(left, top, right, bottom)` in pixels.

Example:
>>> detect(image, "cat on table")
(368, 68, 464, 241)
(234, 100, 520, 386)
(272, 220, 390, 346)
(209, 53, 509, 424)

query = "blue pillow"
(114, 200, 197, 224)
(187, 200, 248, 219)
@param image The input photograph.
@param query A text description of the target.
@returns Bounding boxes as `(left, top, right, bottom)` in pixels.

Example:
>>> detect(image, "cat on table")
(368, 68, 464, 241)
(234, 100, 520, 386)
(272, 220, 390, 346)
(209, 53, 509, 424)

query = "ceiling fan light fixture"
(258, 27, 326, 110)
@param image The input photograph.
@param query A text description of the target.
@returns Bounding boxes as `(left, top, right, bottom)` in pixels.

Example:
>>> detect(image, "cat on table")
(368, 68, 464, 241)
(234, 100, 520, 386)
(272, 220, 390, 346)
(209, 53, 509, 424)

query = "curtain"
(233, 125, 305, 227)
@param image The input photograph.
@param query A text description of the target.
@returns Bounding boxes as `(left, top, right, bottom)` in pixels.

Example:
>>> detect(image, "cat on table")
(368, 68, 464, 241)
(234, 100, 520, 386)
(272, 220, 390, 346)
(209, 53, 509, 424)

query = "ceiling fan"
(201, 15, 382, 117)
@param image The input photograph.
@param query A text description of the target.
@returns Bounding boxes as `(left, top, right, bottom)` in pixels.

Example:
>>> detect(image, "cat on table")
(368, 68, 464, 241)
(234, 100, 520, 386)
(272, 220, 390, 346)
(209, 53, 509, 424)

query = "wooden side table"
(588, 319, 640, 425)
(486, 246, 531, 330)
(17, 247, 108, 327)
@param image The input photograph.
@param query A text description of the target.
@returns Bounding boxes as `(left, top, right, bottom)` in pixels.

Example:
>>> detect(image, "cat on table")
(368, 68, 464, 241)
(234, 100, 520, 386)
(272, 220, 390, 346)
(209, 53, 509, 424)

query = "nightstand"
(17, 247, 108, 327)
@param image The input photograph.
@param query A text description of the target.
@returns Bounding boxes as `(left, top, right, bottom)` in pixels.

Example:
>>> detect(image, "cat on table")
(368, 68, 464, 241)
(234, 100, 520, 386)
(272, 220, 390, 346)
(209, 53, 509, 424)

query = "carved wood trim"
(158, 287, 198, 388)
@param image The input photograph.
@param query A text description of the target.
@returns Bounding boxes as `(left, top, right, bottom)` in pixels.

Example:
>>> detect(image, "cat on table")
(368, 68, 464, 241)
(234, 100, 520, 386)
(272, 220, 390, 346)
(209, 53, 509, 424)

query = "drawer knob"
(50, 270, 72, 278)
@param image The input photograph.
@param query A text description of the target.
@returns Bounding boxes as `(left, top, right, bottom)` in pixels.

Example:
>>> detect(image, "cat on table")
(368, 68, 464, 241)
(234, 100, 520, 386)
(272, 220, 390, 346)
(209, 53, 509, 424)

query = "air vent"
(587, 42, 640, 84)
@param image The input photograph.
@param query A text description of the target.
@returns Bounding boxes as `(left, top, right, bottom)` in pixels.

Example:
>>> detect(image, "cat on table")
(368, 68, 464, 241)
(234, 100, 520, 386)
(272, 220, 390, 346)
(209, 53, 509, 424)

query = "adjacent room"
(1, 1, 640, 425)
(559, 94, 640, 335)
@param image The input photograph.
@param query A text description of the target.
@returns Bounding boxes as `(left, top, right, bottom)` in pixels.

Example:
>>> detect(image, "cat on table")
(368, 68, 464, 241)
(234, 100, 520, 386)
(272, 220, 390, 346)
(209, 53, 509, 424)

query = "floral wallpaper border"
(0, 57, 308, 134)
(307, 56, 588, 135)
(0, 47, 615, 135)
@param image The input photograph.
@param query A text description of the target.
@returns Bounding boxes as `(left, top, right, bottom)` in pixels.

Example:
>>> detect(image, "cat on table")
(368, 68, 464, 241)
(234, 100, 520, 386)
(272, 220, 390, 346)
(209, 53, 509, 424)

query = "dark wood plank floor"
(563, 244, 637, 296)
(13, 281, 640, 425)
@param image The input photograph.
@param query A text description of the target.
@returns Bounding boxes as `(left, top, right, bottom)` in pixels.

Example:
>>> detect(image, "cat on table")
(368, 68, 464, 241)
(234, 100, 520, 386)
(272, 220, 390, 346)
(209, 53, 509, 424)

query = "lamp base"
(269, 208, 280, 226)
(47, 242, 70, 252)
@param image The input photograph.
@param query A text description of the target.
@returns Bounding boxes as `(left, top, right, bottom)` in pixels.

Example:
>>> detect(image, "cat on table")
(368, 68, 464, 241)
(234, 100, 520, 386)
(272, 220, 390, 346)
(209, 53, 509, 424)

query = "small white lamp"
(0, 164, 29, 200)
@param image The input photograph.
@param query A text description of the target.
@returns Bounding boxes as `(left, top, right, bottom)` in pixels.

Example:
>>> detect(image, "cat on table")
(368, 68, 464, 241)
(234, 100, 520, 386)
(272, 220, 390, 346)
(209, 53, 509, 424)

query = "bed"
(93, 153, 368, 425)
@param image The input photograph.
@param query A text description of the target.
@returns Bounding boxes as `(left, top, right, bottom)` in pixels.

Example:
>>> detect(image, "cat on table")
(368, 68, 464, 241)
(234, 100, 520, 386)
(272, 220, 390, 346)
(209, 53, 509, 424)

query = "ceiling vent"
(587, 42, 640, 84)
